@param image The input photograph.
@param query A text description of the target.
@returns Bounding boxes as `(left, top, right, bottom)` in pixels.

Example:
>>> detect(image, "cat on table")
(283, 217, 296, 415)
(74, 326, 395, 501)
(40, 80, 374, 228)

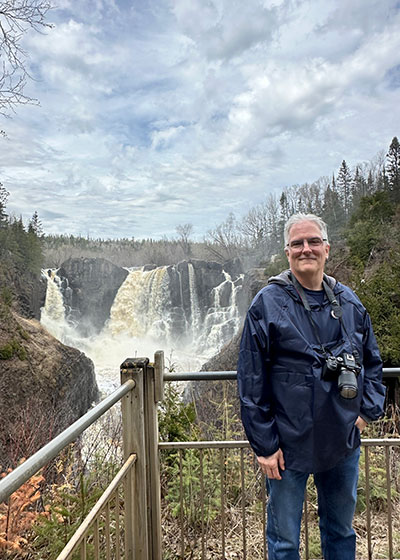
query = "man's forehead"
(289, 221, 321, 237)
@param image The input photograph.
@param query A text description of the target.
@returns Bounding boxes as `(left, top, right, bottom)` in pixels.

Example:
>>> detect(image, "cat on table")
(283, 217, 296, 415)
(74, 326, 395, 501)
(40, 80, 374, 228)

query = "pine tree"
(322, 178, 345, 239)
(28, 211, 43, 237)
(336, 160, 352, 218)
(0, 182, 9, 227)
(367, 170, 374, 194)
(350, 166, 367, 213)
(386, 136, 400, 202)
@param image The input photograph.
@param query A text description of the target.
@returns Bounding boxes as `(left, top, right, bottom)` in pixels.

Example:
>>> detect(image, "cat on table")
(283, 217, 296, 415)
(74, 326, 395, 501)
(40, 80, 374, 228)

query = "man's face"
(285, 220, 330, 281)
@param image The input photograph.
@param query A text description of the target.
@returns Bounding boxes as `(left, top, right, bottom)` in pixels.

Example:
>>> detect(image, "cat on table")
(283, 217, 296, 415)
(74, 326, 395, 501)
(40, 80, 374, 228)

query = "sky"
(1, 0, 400, 240)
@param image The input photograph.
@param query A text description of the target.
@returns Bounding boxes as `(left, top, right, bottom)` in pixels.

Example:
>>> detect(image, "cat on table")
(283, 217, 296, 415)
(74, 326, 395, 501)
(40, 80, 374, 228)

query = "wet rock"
(58, 258, 129, 335)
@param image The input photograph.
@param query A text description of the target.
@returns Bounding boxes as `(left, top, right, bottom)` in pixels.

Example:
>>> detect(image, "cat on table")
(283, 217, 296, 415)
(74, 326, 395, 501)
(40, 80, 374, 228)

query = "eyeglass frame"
(286, 236, 328, 250)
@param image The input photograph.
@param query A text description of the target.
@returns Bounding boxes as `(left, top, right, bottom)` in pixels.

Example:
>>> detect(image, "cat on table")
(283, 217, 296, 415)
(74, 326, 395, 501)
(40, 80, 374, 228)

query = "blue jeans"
(266, 448, 360, 560)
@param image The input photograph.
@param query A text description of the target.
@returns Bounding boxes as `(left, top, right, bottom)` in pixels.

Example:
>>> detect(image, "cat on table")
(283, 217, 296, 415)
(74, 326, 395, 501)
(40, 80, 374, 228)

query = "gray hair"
(284, 213, 329, 247)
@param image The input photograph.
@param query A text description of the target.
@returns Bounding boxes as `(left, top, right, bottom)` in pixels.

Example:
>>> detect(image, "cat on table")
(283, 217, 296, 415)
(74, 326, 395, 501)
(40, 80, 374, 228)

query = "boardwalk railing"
(0, 352, 399, 559)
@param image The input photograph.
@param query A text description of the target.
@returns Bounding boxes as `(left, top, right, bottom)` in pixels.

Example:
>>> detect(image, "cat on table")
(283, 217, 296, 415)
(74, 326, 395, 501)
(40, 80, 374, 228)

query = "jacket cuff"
(360, 413, 373, 424)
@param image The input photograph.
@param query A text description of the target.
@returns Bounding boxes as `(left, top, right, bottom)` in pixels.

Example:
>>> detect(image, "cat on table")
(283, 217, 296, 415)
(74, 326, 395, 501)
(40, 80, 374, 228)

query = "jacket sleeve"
(360, 311, 386, 422)
(237, 295, 280, 457)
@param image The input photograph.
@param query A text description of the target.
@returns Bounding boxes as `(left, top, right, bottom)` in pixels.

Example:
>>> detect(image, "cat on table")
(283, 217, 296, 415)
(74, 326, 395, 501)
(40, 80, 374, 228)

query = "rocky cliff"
(0, 264, 47, 320)
(0, 302, 99, 468)
(57, 257, 129, 336)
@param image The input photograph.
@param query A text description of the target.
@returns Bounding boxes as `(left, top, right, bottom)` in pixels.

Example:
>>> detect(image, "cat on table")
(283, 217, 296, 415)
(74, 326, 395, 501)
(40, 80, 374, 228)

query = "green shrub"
(0, 339, 27, 360)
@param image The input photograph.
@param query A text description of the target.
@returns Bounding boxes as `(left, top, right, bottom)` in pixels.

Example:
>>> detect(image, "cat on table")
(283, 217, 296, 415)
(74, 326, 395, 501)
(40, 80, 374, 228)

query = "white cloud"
(1, 0, 400, 239)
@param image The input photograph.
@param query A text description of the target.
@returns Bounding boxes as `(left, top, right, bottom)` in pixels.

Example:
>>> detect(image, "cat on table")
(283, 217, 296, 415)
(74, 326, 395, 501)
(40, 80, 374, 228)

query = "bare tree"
(0, 0, 52, 117)
(205, 213, 244, 263)
(175, 223, 193, 258)
(240, 203, 268, 246)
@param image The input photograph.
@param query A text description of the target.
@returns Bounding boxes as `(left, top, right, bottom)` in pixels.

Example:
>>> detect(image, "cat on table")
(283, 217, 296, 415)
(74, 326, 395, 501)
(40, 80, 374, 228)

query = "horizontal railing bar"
(382, 368, 400, 377)
(56, 453, 137, 560)
(0, 379, 135, 503)
(159, 440, 250, 449)
(361, 438, 400, 446)
(159, 438, 400, 450)
(164, 371, 237, 381)
(164, 368, 399, 382)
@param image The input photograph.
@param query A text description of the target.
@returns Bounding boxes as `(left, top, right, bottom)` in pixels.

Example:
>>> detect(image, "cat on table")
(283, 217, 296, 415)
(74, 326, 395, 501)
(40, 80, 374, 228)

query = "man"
(237, 213, 386, 560)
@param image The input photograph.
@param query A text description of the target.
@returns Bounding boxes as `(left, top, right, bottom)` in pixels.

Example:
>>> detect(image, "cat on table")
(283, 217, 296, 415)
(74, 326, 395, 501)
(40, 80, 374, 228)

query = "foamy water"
(41, 266, 240, 395)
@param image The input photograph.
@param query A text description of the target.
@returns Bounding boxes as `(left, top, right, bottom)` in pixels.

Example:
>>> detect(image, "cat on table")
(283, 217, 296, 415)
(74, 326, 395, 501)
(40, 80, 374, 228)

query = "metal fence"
(0, 352, 399, 559)
(159, 438, 400, 560)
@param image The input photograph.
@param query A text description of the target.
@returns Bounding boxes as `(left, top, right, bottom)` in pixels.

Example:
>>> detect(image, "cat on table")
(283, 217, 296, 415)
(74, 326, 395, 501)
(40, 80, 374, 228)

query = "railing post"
(120, 358, 149, 560)
(145, 350, 164, 560)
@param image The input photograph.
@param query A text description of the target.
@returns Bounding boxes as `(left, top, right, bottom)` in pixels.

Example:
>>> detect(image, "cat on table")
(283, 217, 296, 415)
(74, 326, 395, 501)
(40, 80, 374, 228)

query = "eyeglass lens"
(289, 237, 325, 249)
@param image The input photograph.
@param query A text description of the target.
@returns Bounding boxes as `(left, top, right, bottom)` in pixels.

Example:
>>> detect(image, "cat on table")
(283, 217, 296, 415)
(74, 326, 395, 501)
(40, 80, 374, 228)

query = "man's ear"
(325, 243, 330, 261)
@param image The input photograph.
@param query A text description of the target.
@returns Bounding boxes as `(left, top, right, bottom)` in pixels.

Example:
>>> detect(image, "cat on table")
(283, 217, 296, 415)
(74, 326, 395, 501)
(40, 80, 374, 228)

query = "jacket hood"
(268, 269, 337, 290)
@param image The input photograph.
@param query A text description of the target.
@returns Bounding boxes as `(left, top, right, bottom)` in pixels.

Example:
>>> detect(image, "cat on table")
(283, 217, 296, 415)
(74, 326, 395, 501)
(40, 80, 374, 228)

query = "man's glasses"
(287, 237, 327, 250)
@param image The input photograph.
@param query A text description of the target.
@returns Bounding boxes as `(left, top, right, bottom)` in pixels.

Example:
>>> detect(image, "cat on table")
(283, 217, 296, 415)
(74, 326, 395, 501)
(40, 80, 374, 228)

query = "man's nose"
(302, 240, 312, 251)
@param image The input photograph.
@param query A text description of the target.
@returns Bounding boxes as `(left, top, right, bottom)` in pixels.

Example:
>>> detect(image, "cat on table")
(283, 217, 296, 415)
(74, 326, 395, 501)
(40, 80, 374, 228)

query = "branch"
(0, 1, 52, 116)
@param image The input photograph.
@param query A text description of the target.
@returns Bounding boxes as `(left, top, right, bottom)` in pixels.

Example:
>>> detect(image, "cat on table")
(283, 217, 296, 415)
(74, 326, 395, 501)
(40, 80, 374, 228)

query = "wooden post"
(145, 351, 164, 560)
(121, 358, 150, 560)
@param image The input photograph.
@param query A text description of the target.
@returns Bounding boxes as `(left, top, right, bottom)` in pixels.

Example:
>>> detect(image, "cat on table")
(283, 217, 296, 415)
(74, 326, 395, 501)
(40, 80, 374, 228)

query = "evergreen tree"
(321, 179, 345, 239)
(28, 211, 44, 237)
(366, 170, 374, 194)
(386, 136, 400, 202)
(337, 160, 352, 218)
(278, 192, 291, 246)
(9, 217, 27, 267)
(374, 165, 387, 192)
(0, 182, 9, 227)
(350, 166, 367, 213)
(346, 191, 394, 264)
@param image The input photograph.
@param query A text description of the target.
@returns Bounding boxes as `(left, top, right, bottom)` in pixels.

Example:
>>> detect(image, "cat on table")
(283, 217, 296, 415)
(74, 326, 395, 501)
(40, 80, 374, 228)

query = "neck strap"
(290, 273, 357, 360)
(290, 274, 342, 358)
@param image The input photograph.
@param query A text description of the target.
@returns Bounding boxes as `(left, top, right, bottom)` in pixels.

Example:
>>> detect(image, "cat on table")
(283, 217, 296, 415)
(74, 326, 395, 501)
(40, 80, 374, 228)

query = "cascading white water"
(195, 271, 242, 353)
(40, 264, 243, 393)
(107, 267, 171, 339)
(40, 269, 69, 341)
(41, 270, 65, 321)
(40, 269, 87, 350)
(187, 262, 201, 339)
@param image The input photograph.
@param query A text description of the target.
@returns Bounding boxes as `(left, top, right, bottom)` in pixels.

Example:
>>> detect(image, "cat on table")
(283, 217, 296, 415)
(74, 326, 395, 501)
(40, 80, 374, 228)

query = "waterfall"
(40, 261, 244, 388)
(195, 271, 242, 353)
(40, 269, 85, 349)
(187, 262, 201, 340)
(40, 269, 67, 339)
(107, 267, 171, 340)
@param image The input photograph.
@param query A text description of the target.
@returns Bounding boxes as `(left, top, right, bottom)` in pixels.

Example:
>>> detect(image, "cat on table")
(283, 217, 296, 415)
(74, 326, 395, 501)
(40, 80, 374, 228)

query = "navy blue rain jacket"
(237, 270, 386, 473)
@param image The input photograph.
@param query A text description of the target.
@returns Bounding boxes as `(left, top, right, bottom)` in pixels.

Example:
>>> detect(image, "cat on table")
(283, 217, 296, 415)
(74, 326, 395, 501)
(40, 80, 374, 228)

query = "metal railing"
(0, 380, 135, 503)
(0, 354, 398, 559)
(0, 355, 164, 560)
(159, 439, 400, 560)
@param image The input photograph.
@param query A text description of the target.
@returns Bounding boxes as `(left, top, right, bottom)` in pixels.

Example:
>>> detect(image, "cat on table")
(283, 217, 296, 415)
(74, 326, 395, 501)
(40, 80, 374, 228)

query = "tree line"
(205, 136, 400, 265)
(40, 136, 400, 269)
(1, 136, 399, 274)
(0, 183, 44, 276)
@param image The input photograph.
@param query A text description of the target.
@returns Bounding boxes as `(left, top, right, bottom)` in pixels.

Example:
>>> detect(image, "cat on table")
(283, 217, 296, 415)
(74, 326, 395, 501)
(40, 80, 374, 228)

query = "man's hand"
(257, 449, 285, 480)
(355, 416, 367, 432)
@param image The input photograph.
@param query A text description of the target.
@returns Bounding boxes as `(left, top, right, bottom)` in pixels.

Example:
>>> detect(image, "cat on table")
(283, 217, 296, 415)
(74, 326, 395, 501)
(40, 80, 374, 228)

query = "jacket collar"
(267, 269, 341, 306)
